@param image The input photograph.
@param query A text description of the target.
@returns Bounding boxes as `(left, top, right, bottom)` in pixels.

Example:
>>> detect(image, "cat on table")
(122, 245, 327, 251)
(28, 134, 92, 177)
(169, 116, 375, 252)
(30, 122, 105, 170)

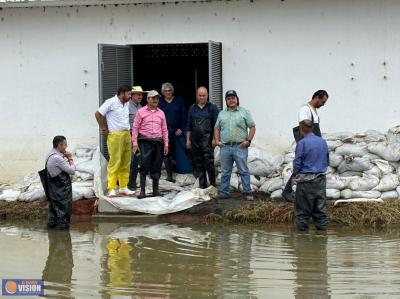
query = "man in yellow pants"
(95, 85, 135, 197)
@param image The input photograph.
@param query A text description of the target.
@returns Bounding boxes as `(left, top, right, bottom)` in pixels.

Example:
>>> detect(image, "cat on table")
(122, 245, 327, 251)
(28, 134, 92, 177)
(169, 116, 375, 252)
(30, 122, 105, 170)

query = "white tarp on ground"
(93, 148, 217, 215)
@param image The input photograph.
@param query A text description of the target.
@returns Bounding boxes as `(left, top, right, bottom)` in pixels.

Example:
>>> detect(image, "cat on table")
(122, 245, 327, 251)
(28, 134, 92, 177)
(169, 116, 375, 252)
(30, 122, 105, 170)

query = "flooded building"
(1, 0, 399, 181)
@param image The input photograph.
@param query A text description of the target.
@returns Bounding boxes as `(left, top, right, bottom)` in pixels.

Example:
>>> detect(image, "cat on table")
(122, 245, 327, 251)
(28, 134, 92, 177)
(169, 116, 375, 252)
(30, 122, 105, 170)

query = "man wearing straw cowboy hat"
(128, 86, 146, 190)
(132, 90, 169, 198)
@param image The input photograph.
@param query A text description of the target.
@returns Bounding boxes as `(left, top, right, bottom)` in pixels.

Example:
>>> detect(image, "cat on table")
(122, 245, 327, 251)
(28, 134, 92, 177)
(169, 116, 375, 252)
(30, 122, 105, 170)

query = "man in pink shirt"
(132, 90, 169, 198)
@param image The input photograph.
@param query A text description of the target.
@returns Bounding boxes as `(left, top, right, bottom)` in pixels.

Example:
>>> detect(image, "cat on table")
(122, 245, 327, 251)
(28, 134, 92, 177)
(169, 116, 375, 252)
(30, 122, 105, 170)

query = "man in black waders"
(132, 90, 169, 198)
(283, 89, 329, 203)
(44, 136, 76, 230)
(186, 87, 220, 188)
(293, 120, 329, 231)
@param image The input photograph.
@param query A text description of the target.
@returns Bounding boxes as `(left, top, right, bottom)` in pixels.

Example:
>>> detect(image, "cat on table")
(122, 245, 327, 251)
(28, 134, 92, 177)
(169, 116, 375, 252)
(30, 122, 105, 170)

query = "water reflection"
(0, 219, 400, 298)
(42, 230, 74, 298)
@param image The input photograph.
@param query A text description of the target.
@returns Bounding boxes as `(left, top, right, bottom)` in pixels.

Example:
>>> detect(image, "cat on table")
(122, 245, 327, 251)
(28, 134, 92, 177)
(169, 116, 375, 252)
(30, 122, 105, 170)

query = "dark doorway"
(132, 43, 209, 111)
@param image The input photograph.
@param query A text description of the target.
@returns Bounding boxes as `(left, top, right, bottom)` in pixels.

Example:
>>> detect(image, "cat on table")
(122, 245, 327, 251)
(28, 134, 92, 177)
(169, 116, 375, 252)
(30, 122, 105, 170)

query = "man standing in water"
(283, 89, 329, 203)
(293, 120, 329, 231)
(45, 136, 76, 230)
(186, 87, 219, 188)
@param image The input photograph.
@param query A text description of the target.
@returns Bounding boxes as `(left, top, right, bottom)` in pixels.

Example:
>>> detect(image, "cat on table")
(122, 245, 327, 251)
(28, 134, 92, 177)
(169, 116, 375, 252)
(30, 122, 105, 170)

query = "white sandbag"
(247, 148, 284, 176)
(72, 181, 93, 188)
(371, 159, 394, 176)
(390, 162, 400, 169)
(387, 126, 400, 144)
(74, 156, 92, 165)
(324, 132, 354, 141)
(364, 166, 382, 178)
(380, 190, 399, 200)
(326, 174, 346, 190)
(364, 153, 381, 160)
(270, 189, 283, 200)
(239, 184, 259, 192)
(367, 142, 400, 162)
(329, 153, 343, 168)
(326, 166, 335, 174)
(175, 174, 197, 187)
(340, 171, 363, 177)
(250, 175, 266, 188)
(230, 174, 240, 190)
(326, 189, 340, 199)
(346, 174, 380, 191)
(282, 164, 293, 185)
(214, 147, 220, 166)
(362, 130, 387, 143)
(18, 188, 46, 202)
(259, 177, 283, 193)
(373, 174, 399, 192)
(75, 160, 95, 174)
(0, 189, 21, 201)
(341, 189, 381, 199)
(335, 144, 368, 157)
(284, 152, 295, 164)
(337, 157, 372, 173)
(74, 171, 94, 181)
(74, 145, 96, 158)
(247, 160, 275, 177)
(327, 140, 343, 151)
(72, 185, 95, 201)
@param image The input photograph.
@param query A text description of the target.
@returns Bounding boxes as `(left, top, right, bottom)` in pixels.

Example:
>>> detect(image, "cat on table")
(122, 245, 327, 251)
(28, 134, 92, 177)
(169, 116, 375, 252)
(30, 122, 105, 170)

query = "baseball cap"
(225, 90, 238, 98)
(147, 90, 161, 98)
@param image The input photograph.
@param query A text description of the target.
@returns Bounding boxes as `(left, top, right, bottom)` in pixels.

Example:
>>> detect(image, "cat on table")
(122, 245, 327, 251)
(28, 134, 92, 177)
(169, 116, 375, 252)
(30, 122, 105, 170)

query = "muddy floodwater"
(0, 218, 400, 298)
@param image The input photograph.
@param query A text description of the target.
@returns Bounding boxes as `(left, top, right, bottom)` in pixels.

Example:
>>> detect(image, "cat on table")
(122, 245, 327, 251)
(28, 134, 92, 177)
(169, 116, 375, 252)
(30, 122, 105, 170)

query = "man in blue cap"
(214, 90, 256, 200)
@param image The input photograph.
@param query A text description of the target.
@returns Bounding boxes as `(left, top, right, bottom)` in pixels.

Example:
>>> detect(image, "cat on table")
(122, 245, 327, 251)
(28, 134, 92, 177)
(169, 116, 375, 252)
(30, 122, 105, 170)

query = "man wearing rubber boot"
(127, 86, 144, 191)
(132, 90, 169, 198)
(95, 85, 135, 197)
(293, 120, 329, 231)
(186, 87, 219, 188)
(159, 82, 186, 182)
(283, 89, 329, 203)
(45, 136, 76, 230)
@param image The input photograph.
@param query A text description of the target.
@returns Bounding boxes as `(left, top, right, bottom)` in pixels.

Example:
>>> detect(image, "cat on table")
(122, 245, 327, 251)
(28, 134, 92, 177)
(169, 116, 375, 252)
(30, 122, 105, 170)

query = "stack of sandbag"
(0, 145, 97, 202)
(279, 127, 400, 200)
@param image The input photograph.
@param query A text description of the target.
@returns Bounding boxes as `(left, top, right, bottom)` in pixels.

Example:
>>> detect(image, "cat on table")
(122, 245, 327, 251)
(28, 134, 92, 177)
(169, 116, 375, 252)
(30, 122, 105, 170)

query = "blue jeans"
(219, 145, 251, 196)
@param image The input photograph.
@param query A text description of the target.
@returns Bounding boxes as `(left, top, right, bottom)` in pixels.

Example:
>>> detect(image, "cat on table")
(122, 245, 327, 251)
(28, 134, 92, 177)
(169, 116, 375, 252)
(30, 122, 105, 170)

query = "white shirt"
(98, 95, 130, 132)
(298, 104, 320, 124)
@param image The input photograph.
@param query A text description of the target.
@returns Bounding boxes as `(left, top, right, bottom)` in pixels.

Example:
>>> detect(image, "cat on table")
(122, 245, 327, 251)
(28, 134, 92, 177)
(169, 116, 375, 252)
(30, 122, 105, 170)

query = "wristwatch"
(246, 139, 252, 144)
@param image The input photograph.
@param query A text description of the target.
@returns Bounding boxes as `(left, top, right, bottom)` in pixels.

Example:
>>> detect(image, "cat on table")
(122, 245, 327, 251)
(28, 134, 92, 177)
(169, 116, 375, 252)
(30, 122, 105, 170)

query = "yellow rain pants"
(107, 130, 131, 190)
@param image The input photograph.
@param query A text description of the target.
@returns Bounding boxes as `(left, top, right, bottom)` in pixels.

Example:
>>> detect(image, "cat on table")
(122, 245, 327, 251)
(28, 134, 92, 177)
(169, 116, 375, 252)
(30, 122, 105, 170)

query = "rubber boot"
(127, 172, 137, 191)
(152, 179, 161, 197)
(164, 158, 175, 183)
(137, 174, 146, 199)
(207, 169, 216, 187)
(198, 171, 207, 189)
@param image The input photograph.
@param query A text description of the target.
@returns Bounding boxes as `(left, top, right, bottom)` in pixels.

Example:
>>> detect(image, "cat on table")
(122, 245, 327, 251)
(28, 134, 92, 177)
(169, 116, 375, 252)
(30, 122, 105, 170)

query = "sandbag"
(364, 166, 382, 178)
(75, 160, 95, 174)
(324, 132, 354, 141)
(239, 184, 259, 192)
(329, 153, 343, 168)
(335, 144, 368, 157)
(367, 142, 400, 162)
(387, 126, 400, 144)
(371, 159, 394, 176)
(250, 175, 266, 188)
(18, 188, 46, 202)
(337, 157, 372, 173)
(326, 189, 340, 199)
(373, 174, 399, 192)
(341, 189, 381, 199)
(230, 174, 240, 190)
(346, 174, 380, 191)
(340, 171, 363, 177)
(326, 174, 346, 190)
(380, 190, 399, 200)
(74, 145, 96, 158)
(74, 171, 94, 181)
(0, 189, 21, 202)
(284, 152, 295, 164)
(282, 164, 293, 185)
(354, 130, 386, 143)
(270, 189, 283, 200)
(259, 177, 283, 193)
(327, 140, 343, 151)
(175, 174, 197, 187)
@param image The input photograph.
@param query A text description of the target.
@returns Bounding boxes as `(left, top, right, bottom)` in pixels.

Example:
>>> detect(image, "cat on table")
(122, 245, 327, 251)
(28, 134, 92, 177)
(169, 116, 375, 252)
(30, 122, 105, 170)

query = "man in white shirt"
(95, 85, 135, 197)
(283, 90, 329, 203)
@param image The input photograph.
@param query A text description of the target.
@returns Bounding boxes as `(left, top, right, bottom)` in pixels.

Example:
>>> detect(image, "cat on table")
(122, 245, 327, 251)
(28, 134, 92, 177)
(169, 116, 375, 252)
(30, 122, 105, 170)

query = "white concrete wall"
(1, 0, 400, 181)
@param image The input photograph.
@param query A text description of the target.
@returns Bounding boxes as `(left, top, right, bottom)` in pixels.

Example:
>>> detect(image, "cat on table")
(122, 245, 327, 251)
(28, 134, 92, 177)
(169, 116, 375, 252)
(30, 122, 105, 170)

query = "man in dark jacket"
(159, 82, 186, 182)
(45, 136, 76, 230)
(186, 87, 219, 188)
(293, 120, 329, 231)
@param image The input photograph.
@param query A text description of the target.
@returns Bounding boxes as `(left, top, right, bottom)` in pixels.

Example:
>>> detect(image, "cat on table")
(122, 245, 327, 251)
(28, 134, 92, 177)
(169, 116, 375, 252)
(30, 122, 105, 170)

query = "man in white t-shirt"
(95, 85, 135, 197)
(283, 90, 329, 203)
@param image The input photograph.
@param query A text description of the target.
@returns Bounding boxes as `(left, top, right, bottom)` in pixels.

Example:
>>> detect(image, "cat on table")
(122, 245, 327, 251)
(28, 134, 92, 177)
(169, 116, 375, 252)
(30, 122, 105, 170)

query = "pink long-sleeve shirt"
(132, 106, 169, 147)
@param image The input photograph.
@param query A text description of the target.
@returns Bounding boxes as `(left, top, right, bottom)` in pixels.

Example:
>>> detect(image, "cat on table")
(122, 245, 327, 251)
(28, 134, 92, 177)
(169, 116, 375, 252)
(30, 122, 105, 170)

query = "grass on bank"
(204, 200, 400, 227)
